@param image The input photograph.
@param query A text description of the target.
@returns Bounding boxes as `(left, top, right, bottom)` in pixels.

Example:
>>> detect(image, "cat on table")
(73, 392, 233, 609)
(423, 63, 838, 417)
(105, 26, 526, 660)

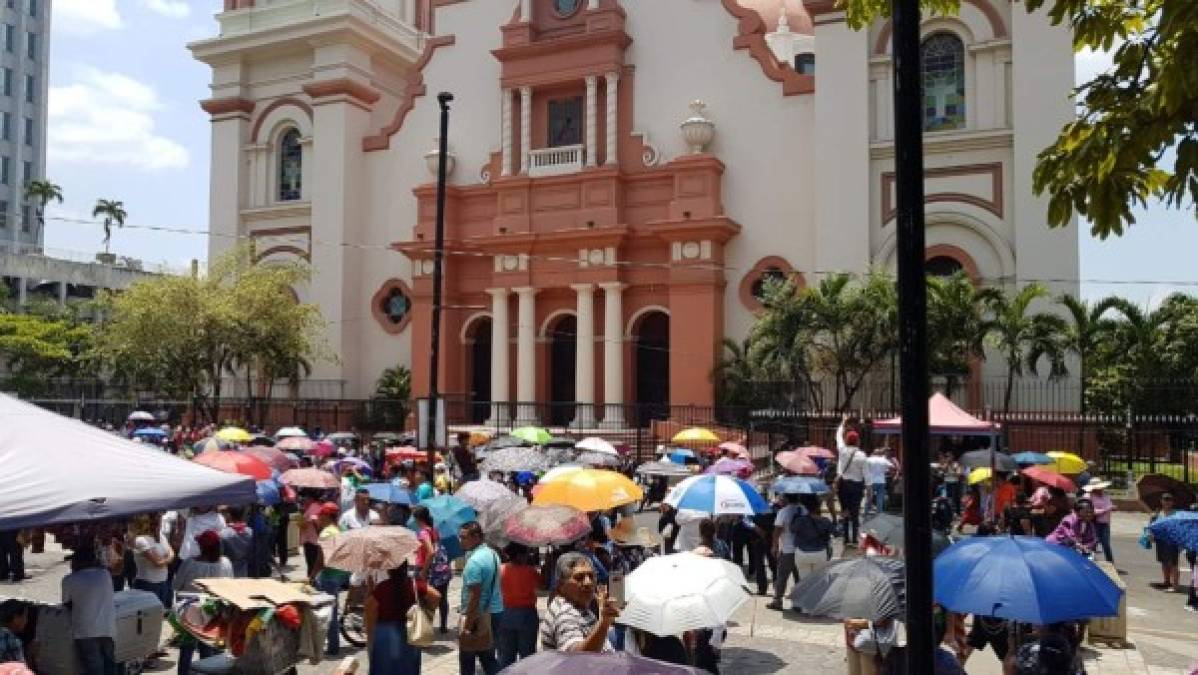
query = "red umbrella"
(194, 450, 273, 480)
(775, 450, 819, 476)
(386, 446, 441, 464)
(795, 445, 835, 460)
(280, 467, 340, 490)
(310, 439, 337, 459)
(241, 445, 296, 473)
(1021, 466, 1076, 492)
(276, 436, 316, 453)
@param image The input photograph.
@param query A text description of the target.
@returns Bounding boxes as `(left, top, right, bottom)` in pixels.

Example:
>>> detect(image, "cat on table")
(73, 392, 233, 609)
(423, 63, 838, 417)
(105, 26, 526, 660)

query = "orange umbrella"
(775, 450, 820, 476)
(194, 450, 273, 480)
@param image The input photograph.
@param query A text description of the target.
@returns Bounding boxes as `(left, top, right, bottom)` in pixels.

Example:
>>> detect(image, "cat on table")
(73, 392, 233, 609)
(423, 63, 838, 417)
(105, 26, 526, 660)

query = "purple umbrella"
(497, 651, 702, 674)
(330, 457, 373, 477)
(704, 457, 753, 479)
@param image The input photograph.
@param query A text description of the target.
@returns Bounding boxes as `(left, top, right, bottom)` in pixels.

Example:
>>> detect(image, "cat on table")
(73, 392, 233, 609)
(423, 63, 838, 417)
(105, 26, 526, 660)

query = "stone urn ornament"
(680, 100, 715, 154)
(424, 137, 456, 177)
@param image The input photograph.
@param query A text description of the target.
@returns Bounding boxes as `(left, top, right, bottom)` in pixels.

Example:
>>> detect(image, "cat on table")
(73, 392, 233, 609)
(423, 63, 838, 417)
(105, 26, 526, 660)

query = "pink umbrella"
(280, 467, 340, 490)
(705, 457, 754, 479)
(276, 436, 316, 453)
(241, 445, 296, 473)
(504, 504, 590, 546)
(775, 450, 819, 476)
(310, 439, 336, 459)
(193, 450, 273, 480)
(795, 445, 835, 460)
(717, 442, 750, 460)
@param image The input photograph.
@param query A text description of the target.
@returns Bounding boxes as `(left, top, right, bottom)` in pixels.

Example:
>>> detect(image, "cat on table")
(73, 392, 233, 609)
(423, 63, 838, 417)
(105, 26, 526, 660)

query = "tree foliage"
(365, 364, 412, 430)
(0, 310, 95, 396)
(23, 179, 63, 240)
(986, 283, 1069, 412)
(93, 199, 127, 253)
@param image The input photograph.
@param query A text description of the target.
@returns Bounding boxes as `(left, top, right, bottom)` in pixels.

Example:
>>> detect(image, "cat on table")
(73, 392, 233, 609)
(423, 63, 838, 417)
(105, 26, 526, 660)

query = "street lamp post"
(426, 91, 453, 480)
(891, 0, 933, 670)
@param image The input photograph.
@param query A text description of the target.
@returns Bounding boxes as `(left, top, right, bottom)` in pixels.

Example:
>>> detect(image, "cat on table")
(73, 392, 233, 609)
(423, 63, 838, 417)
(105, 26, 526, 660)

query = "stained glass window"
(278, 129, 302, 201)
(381, 287, 411, 325)
(547, 97, 583, 147)
(922, 33, 965, 132)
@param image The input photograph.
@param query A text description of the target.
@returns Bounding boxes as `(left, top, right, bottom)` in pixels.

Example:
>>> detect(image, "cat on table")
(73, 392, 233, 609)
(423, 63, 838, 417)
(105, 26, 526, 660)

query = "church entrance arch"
(632, 310, 670, 426)
(548, 315, 577, 426)
(464, 317, 492, 424)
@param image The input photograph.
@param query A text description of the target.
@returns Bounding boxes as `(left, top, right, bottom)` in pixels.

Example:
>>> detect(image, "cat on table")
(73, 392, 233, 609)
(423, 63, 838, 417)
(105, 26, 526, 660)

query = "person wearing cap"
(308, 502, 349, 656)
(1083, 478, 1115, 563)
(835, 415, 868, 546)
(61, 547, 116, 675)
(172, 530, 232, 674)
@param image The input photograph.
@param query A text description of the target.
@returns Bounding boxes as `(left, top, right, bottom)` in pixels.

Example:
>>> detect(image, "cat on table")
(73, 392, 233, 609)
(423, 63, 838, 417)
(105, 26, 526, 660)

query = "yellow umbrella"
(671, 427, 720, 445)
(967, 467, 993, 485)
(533, 468, 643, 512)
(215, 426, 253, 443)
(468, 431, 492, 448)
(1047, 451, 1087, 475)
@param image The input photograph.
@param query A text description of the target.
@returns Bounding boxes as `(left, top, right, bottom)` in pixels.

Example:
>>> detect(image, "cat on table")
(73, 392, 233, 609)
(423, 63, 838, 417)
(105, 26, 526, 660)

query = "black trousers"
(0, 530, 23, 581)
(838, 480, 864, 544)
(746, 537, 771, 595)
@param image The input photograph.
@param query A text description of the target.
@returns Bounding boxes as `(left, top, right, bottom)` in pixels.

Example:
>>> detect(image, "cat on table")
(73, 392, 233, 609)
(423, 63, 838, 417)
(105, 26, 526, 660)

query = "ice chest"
(34, 589, 164, 674)
(1087, 561, 1129, 648)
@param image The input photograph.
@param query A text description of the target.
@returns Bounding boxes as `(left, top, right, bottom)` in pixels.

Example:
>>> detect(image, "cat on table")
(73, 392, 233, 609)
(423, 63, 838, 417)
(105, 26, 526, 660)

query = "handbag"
(457, 549, 498, 653)
(406, 603, 435, 648)
(1139, 527, 1153, 550)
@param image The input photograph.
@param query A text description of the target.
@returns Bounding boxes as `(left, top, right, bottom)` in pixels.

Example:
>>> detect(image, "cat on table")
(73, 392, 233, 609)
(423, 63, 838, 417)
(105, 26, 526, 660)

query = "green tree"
(926, 273, 999, 396)
(744, 276, 817, 408)
(986, 284, 1069, 412)
(0, 311, 95, 396)
(93, 199, 127, 254)
(714, 338, 765, 408)
(367, 364, 411, 430)
(838, 0, 1197, 238)
(23, 179, 63, 242)
(1057, 294, 1123, 415)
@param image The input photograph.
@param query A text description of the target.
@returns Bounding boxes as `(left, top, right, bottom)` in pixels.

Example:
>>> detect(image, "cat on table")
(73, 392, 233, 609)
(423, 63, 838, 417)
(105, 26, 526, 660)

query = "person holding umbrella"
(458, 521, 503, 675)
(1148, 493, 1181, 591)
(411, 506, 451, 635)
(369, 560, 422, 675)
(1082, 478, 1116, 563)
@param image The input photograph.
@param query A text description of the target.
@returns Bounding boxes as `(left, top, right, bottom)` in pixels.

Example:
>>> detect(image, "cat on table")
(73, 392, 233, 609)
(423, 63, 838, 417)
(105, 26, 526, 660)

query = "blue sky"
(41, 1, 1197, 305)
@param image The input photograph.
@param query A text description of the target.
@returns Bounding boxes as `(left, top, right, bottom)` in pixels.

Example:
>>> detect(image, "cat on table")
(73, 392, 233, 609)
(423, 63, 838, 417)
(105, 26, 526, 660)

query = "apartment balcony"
(529, 144, 584, 178)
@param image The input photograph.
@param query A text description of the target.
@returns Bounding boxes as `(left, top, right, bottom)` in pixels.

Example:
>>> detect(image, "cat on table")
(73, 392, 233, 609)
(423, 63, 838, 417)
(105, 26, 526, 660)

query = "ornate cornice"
(719, 0, 814, 96)
(302, 78, 382, 107)
(200, 97, 255, 117)
(363, 35, 456, 152)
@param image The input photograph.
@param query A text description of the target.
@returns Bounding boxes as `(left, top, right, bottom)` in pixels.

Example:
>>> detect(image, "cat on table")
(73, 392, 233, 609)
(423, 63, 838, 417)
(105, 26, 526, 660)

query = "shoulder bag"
(457, 549, 499, 653)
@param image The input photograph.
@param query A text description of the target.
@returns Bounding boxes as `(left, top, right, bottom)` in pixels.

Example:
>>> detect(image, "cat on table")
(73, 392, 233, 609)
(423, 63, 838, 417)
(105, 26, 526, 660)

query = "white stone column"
(519, 86, 532, 174)
(585, 75, 598, 167)
(501, 88, 513, 177)
(587, 0, 599, 8)
(514, 286, 538, 423)
(15, 276, 26, 307)
(572, 283, 596, 427)
(57, 281, 67, 306)
(486, 288, 510, 427)
(600, 282, 625, 426)
(520, 0, 532, 21)
(605, 71, 619, 166)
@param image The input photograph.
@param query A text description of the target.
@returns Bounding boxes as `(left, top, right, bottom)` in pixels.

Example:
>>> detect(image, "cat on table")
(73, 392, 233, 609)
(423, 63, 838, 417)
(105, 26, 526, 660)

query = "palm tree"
(1058, 294, 1123, 414)
(23, 179, 62, 241)
(93, 199, 127, 254)
(987, 283, 1069, 413)
(926, 273, 999, 397)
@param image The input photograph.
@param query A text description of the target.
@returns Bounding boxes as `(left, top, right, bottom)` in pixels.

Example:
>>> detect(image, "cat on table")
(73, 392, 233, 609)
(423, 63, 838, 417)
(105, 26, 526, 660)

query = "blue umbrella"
(255, 480, 281, 506)
(668, 448, 696, 464)
(132, 428, 167, 439)
(664, 475, 770, 515)
(363, 482, 413, 505)
(1012, 451, 1053, 465)
(772, 476, 829, 495)
(1148, 510, 1198, 551)
(934, 536, 1122, 624)
(414, 495, 477, 540)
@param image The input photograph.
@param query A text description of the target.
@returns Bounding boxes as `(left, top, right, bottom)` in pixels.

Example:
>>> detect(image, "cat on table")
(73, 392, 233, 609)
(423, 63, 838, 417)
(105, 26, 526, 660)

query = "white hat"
(1082, 478, 1111, 492)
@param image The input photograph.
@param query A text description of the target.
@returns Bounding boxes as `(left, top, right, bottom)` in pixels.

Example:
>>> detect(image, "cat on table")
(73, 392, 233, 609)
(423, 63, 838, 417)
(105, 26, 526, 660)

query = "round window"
(751, 267, 787, 301)
(554, 0, 581, 16)
(381, 287, 411, 325)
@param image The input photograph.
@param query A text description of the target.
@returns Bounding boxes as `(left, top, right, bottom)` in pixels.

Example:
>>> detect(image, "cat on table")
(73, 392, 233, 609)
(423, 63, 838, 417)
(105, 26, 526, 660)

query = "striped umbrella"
(664, 475, 769, 516)
(790, 557, 906, 621)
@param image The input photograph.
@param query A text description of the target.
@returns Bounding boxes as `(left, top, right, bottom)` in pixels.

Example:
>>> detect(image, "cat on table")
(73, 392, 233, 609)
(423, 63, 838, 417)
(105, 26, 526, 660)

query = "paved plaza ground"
(5, 511, 1195, 674)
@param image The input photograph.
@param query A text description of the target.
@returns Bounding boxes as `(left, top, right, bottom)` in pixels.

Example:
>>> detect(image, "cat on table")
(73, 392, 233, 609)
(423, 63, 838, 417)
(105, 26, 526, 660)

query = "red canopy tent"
(873, 393, 1000, 436)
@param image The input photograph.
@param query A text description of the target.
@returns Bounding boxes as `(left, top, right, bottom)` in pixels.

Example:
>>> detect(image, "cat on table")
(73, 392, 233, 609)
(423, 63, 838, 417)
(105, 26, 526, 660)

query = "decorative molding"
(200, 97, 255, 117)
(925, 244, 981, 282)
(302, 78, 382, 107)
(631, 130, 660, 166)
(250, 97, 313, 143)
(253, 245, 309, 262)
(371, 278, 415, 335)
(718, 0, 814, 96)
(739, 255, 803, 312)
(881, 162, 1004, 224)
(363, 35, 457, 152)
(869, 128, 1013, 159)
(873, 0, 1008, 55)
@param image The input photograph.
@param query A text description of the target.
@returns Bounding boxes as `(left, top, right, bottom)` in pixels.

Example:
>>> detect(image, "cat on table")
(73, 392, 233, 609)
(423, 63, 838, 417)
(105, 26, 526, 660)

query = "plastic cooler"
(1087, 561, 1129, 648)
(32, 589, 164, 674)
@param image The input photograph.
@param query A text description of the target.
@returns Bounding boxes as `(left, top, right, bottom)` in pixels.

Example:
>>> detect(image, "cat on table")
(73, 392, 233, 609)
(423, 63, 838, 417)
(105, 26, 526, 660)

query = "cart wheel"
(122, 659, 146, 675)
(340, 606, 368, 648)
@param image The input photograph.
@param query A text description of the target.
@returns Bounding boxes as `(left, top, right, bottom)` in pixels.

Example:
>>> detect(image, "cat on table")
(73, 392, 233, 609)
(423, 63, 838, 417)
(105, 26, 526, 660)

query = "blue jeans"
(871, 482, 887, 514)
(317, 574, 343, 655)
(1095, 521, 1114, 563)
(176, 640, 218, 675)
(75, 637, 117, 675)
(458, 612, 501, 675)
(496, 607, 538, 667)
(369, 621, 421, 675)
(133, 578, 172, 609)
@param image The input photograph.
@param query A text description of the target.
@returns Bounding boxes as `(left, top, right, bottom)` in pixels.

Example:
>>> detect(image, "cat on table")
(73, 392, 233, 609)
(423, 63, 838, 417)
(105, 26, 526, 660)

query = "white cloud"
(142, 0, 192, 19)
(48, 66, 190, 171)
(1075, 46, 1117, 87)
(53, 0, 122, 34)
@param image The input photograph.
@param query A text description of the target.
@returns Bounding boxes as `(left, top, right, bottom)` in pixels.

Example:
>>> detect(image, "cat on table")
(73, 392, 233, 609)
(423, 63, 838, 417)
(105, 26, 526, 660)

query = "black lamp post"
(426, 91, 453, 479)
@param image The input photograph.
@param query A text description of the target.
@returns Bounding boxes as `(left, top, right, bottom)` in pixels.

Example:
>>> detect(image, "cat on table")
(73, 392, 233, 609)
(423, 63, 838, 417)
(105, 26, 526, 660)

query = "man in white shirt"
(672, 509, 706, 553)
(61, 548, 116, 675)
(865, 449, 895, 515)
(338, 489, 381, 531)
(835, 416, 867, 546)
(175, 507, 226, 560)
(766, 495, 801, 611)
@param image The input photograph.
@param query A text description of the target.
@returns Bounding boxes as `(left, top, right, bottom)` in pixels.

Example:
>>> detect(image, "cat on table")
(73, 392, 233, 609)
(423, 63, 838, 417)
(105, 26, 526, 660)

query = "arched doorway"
(633, 311, 670, 426)
(548, 315, 577, 426)
(465, 317, 492, 424)
(926, 255, 965, 277)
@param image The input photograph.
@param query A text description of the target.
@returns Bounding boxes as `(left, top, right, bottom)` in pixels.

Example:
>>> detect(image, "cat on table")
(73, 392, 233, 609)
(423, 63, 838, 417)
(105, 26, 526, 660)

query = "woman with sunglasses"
(1148, 493, 1181, 591)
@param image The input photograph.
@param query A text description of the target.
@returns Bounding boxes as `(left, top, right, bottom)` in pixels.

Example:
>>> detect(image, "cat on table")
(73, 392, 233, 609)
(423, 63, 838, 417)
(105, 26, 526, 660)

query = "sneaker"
(765, 601, 783, 611)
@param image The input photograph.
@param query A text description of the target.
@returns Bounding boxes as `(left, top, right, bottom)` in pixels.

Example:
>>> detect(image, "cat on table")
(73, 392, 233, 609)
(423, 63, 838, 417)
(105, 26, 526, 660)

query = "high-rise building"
(0, 0, 48, 253)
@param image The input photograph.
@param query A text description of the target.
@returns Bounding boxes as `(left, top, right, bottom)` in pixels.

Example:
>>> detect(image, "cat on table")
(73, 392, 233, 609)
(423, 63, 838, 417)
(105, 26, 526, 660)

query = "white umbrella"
(575, 436, 618, 456)
(275, 426, 308, 439)
(622, 552, 750, 636)
(127, 410, 155, 422)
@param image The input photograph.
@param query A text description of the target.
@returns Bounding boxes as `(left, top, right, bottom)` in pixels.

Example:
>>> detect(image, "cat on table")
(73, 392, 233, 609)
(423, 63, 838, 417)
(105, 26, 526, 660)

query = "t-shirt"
(372, 576, 416, 623)
(673, 510, 706, 553)
(1089, 493, 1114, 524)
(460, 545, 503, 615)
(132, 535, 170, 583)
(339, 477, 359, 513)
(539, 596, 611, 653)
(500, 563, 540, 610)
(338, 508, 380, 531)
(774, 504, 798, 555)
(838, 449, 867, 483)
(865, 456, 892, 485)
(171, 557, 234, 593)
(177, 511, 227, 560)
(61, 567, 116, 639)
(301, 502, 322, 545)
(219, 525, 254, 578)
(414, 526, 437, 571)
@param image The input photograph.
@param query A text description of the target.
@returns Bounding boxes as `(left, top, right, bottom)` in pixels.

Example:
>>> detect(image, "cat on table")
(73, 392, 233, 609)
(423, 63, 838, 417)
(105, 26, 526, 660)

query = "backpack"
(789, 507, 832, 552)
(428, 542, 453, 587)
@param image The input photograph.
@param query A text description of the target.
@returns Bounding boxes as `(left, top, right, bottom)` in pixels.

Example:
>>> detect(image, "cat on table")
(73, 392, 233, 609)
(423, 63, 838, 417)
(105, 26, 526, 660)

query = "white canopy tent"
(0, 393, 257, 530)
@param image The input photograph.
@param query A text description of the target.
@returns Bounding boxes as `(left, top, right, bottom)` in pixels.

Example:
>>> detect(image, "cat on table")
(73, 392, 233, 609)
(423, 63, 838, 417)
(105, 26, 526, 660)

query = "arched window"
(926, 255, 965, 277)
(278, 129, 303, 201)
(921, 33, 965, 132)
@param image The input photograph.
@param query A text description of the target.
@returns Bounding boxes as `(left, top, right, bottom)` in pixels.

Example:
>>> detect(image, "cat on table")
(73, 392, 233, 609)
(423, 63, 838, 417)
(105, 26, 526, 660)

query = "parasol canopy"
(215, 426, 253, 444)
(1147, 511, 1198, 551)
(276, 436, 316, 453)
(664, 475, 769, 516)
(1012, 451, 1053, 466)
(636, 461, 693, 478)
(1021, 466, 1076, 492)
(481, 446, 550, 473)
(1046, 451, 1088, 475)
(576, 450, 621, 467)
(274, 426, 308, 439)
(510, 426, 552, 445)
(241, 445, 296, 473)
(791, 557, 906, 621)
(704, 457, 753, 479)
(671, 427, 720, 445)
(319, 526, 420, 574)
(575, 437, 618, 455)
(503, 504, 590, 546)
(534, 468, 643, 511)
(127, 410, 156, 422)
(622, 553, 749, 636)
(194, 450, 273, 480)
(771, 476, 829, 495)
(960, 449, 1017, 473)
(775, 450, 819, 476)
(1136, 474, 1196, 511)
(194, 436, 233, 454)
(280, 467, 340, 490)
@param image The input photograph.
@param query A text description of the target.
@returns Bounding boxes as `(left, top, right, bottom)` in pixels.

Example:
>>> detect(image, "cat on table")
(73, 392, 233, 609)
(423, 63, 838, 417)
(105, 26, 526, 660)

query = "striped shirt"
(539, 596, 611, 653)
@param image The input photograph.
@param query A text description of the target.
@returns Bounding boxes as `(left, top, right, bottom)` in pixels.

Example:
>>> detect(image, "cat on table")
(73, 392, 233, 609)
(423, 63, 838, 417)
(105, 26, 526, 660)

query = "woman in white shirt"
(131, 513, 174, 608)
